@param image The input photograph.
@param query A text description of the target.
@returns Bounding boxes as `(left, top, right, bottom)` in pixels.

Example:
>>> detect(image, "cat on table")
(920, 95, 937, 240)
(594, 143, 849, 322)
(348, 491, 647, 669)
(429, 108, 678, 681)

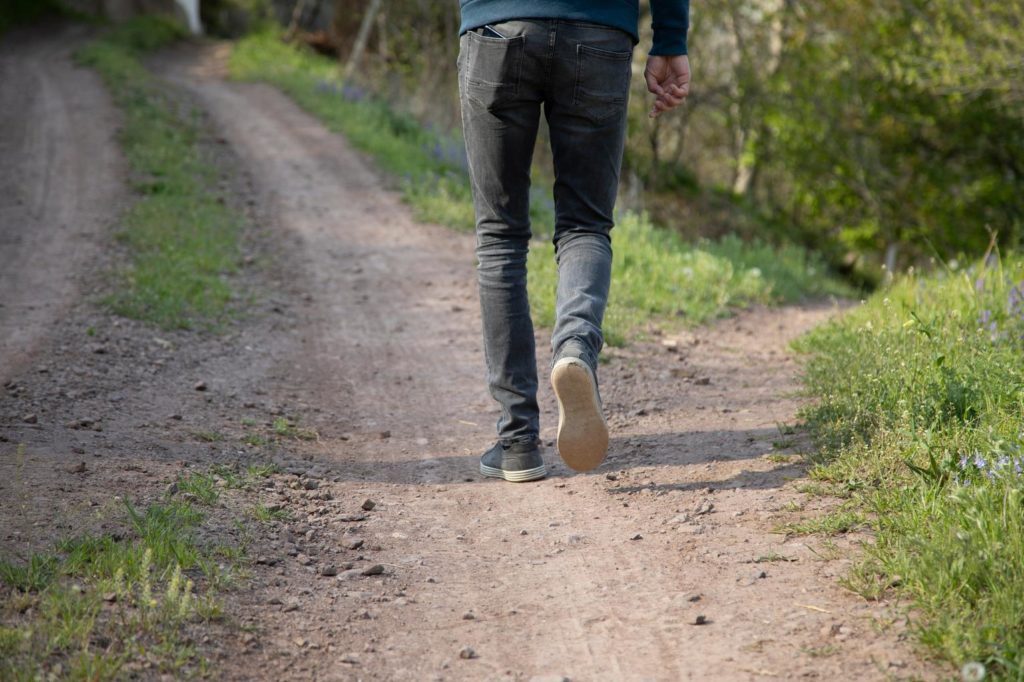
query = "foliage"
(0, 495, 234, 680)
(231, 31, 853, 343)
(0, 0, 64, 36)
(276, 1, 1024, 276)
(76, 17, 243, 330)
(796, 252, 1024, 677)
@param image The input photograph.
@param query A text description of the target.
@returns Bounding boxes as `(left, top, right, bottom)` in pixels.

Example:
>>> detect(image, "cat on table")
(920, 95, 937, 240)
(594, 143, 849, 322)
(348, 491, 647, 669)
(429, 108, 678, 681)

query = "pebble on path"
(458, 645, 477, 659)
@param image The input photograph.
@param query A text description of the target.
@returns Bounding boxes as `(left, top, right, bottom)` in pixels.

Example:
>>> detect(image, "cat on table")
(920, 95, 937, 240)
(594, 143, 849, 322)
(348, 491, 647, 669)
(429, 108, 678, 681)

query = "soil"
(0, 26, 948, 681)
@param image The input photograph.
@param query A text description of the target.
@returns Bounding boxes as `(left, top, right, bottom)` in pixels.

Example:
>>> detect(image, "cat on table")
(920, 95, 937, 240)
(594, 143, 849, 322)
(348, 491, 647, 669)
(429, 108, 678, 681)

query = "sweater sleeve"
(649, 0, 690, 55)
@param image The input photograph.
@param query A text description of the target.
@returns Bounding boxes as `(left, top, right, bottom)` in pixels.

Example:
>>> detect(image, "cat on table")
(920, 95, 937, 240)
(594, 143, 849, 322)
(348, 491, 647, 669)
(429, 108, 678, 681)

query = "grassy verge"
(0, 464, 269, 679)
(228, 31, 853, 344)
(795, 252, 1024, 679)
(77, 18, 244, 330)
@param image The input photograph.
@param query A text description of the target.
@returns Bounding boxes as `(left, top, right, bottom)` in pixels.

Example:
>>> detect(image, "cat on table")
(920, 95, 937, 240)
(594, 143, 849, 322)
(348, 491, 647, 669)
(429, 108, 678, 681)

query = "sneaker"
(479, 439, 547, 482)
(550, 357, 608, 471)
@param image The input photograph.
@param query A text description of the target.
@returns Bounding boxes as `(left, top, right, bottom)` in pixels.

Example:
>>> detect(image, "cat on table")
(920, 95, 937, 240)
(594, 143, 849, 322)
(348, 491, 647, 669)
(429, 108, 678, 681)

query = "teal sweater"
(459, 0, 689, 55)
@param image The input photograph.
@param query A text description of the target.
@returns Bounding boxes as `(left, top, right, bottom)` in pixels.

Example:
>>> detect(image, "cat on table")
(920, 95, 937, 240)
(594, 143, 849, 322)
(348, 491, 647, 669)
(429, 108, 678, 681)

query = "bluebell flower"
(973, 452, 987, 469)
(975, 278, 985, 293)
(958, 453, 970, 470)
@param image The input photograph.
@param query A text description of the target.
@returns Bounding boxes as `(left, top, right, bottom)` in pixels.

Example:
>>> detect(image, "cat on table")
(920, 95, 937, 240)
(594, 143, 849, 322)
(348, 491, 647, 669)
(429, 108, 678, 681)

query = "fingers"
(644, 68, 664, 96)
(648, 87, 687, 118)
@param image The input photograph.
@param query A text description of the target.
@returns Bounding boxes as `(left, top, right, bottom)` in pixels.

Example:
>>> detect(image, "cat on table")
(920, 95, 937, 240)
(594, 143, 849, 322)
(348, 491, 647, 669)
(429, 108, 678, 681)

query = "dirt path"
(0, 24, 128, 383)
(1, 33, 944, 681)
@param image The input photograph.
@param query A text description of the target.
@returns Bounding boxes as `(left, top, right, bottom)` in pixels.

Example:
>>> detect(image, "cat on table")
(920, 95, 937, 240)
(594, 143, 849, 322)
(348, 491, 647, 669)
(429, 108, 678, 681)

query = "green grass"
(76, 18, 244, 330)
(795, 252, 1024, 679)
(251, 504, 291, 523)
(228, 31, 853, 343)
(0, 495, 238, 680)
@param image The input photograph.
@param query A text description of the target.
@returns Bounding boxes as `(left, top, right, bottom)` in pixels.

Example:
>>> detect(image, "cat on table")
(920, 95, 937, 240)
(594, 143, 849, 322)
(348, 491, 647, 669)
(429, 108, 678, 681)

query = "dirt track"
(0, 29, 946, 681)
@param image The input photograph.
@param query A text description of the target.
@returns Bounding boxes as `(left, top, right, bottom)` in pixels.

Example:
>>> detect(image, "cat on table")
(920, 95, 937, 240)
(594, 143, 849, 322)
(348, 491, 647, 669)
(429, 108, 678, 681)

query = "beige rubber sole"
(551, 358, 609, 472)
(479, 462, 547, 482)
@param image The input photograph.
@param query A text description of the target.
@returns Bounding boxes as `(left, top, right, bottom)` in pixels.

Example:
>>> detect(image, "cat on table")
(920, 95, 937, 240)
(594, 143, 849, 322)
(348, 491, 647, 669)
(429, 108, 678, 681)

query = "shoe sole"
(479, 462, 547, 482)
(551, 357, 608, 472)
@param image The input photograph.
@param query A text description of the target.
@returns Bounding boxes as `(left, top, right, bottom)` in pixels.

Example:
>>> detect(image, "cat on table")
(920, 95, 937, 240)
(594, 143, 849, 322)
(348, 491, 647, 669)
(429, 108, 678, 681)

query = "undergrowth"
(795, 251, 1024, 679)
(228, 31, 853, 344)
(0, 480, 241, 679)
(76, 17, 244, 330)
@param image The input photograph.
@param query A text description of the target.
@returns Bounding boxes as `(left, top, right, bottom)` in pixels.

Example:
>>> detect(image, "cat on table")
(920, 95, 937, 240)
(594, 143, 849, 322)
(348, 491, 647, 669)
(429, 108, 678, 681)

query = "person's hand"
(644, 55, 690, 118)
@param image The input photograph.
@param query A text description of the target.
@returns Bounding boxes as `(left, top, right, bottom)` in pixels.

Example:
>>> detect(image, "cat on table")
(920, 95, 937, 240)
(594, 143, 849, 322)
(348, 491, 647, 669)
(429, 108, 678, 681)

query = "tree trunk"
(343, 0, 384, 82)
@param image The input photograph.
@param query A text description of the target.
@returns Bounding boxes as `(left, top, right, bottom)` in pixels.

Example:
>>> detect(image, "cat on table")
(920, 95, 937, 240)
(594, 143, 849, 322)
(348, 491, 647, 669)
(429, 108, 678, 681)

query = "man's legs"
(544, 23, 633, 471)
(544, 23, 633, 366)
(458, 24, 544, 447)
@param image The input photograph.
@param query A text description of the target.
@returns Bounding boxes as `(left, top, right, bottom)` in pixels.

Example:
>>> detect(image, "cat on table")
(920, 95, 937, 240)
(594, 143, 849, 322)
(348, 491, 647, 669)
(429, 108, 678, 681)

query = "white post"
(174, 0, 203, 35)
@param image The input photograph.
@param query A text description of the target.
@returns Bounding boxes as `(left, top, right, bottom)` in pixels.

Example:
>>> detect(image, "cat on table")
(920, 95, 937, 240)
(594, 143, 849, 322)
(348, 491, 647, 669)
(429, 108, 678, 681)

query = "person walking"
(459, 1, 691, 482)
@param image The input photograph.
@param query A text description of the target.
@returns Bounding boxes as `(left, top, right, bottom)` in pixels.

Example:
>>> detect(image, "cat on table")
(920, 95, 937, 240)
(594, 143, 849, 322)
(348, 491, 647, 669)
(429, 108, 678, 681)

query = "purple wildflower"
(973, 452, 987, 469)
(958, 453, 970, 470)
(975, 278, 985, 293)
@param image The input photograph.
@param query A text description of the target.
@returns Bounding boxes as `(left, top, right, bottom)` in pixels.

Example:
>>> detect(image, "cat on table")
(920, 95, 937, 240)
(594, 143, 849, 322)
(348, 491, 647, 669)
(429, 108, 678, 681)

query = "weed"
(193, 430, 225, 443)
(778, 510, 866, 536)
(796, 252, 1024, 675)
(77, 18, 242, 330)
(0, 555, 57, 592)
(753, 552, 796, 563)
(173, 472, 220, 505)
(251, 504, 290, 523)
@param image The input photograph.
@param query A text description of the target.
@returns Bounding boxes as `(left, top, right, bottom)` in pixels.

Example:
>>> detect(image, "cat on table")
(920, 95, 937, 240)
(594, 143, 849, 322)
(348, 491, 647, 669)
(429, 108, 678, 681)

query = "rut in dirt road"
(0, 25, 127, 383)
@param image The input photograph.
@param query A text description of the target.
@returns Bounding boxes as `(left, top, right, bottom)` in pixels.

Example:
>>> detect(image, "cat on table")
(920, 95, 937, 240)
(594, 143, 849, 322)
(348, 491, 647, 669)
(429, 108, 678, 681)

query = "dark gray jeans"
(458, 19, 633, 443)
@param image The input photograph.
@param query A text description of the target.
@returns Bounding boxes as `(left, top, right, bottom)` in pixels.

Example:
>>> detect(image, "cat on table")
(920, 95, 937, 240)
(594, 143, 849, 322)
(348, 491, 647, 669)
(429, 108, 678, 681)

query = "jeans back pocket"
(463, 30, 526, 110)
(573, 44, 633, 123)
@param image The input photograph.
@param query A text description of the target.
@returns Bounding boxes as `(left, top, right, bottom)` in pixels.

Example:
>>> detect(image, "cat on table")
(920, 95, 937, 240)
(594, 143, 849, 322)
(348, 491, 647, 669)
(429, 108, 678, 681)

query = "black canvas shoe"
(479, 439, 547, 482)
(550, 356, 608, 472)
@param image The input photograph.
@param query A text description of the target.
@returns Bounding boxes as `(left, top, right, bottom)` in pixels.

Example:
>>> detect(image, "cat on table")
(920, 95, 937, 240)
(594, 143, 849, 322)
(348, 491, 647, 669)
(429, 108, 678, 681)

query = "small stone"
(102, 592, 117, 603)
(320, 565, 338, 577)
(630, 533, 643, 541)
(338, 513, 367, 522)
(342, 538, 364, 550)
(361, 564, 384, 576)
(756, 570, 767, 579)
(462, 612, 475, 620)
(340, 653, 360, 665)
(694, 615, 708, 625)
(361, 499, 376, 511)
(519, 529, 528, 536)
(458, 646, 477, 660)
(302, 479, 319, 490)
(67, 462, 87, 474)
(293, 637, 308, 648)
(378, 430, 391, 440)
(22, 414, 37, 424)
(193, 380, 207, 391)
(255, 556, 279, 566)
(695, 377, 711, 386)
(605, 473, 618, 481)
(688, 594, 702, 602)
(338, 569, 364, 581)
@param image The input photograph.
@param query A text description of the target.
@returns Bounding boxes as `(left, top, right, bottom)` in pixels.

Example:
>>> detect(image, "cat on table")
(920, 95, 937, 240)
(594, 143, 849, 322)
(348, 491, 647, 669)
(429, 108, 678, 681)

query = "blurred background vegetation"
(207, 0, 1023, 287)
